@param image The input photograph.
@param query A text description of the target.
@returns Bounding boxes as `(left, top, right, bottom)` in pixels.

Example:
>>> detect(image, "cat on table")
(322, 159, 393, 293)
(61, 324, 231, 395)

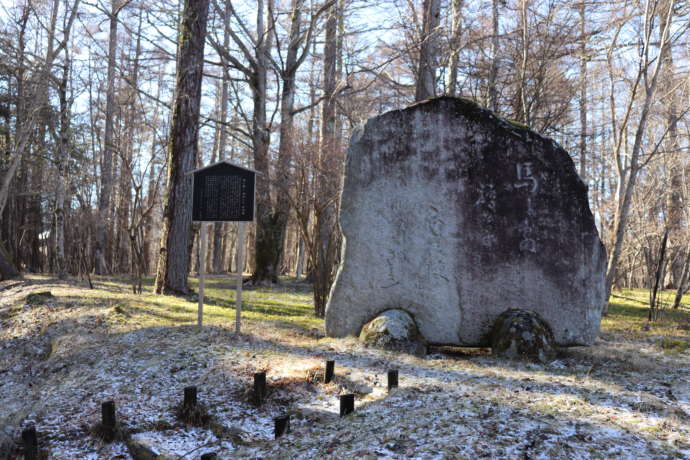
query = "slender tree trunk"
(121, 8, 145, 280)
(673, 249, 690, 309)
(254, 0, 304, 283)
(578, 0, 587, 181)
(154, 0, 210, 295)
(142, 67, 165, 275)
(415, 0, 441, 101)
(54, 55, 71, 278)
(27, 134, 44, 272)
(116, 147, 132, 273)
(446, 0, 463, 96)
(486, 0, 500, 111)
(95, 1, 121, 275)
(295, 234, 305, 279)
(603, 0, 675, 314)
(0, 240, 18, 280)
(0, 5, 29, 224)
(659, 1, 683, 287)
(211, 0, 231, 274)
(143, 160, 157, 274)
(649, 228, 669, 321)
(25, 0, 61, 273)
(250, 0, 275, 284)
(272, 0, 303, 280)
(313, 1, 340, 317)
(518, 0, 529, 125)
(0, 142, 26, 226)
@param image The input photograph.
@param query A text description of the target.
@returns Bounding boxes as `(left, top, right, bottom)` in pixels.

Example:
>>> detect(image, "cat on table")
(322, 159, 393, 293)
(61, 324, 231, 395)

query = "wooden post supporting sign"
(198, 223, 207, 328)
(235, 221, 246, 335)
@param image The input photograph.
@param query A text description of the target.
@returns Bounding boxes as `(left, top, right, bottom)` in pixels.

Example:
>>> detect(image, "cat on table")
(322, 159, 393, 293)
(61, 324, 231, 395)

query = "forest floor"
(1, 275, 689, 459)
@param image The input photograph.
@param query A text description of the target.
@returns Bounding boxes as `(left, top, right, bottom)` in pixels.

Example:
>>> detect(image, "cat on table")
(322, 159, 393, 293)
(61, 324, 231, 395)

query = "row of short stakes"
(256, 361, 399, 431)
(19, 361, 400, 458)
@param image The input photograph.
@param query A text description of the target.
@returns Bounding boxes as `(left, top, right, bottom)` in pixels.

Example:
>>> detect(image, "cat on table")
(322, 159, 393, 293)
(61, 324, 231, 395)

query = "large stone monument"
(325, 97, 606, 347)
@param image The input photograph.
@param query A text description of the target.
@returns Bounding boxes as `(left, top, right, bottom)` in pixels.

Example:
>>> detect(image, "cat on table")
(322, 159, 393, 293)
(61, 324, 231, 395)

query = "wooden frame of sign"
(190, 160, 260, 334)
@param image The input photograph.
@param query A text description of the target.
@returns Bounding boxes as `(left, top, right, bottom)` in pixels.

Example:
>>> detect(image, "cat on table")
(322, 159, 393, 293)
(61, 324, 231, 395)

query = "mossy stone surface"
(127, 434, 175, 460)
(490, 309, 557, 362)
(25, 291, 54, 305)
(359, 309, 427, 356)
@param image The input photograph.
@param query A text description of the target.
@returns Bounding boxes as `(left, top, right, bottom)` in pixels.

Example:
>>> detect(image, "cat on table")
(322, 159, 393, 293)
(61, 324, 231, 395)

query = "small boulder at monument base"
(359, 309, 427, 356)
(490, 309, 557, 363)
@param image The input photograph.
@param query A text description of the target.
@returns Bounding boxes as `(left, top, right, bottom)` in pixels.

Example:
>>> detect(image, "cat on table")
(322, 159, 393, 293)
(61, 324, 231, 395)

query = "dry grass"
(605, 288, 690, 336)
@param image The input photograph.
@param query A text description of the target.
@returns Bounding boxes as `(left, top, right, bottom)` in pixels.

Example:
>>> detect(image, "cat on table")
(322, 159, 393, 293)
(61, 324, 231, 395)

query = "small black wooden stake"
(339, 394, 355, 417)
(200, 453, 218, 460)
(254, 372, 267, 406)
(21, 424, 38, 460)
(184, 386, 198, 407)
(324, 360, 335, 384)
(387, 369, 399, 391)
(101, 400, 116, 428)
(99, 400, 118, 442)
(274, 414, 290, 439)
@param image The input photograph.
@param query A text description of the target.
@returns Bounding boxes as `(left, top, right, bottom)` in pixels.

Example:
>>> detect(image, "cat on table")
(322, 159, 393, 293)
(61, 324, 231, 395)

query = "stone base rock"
(25, 291, 54, 305)
(359, 310, 427, 356)
(127, 434, 176, 460)
(490, 309, 557, 362)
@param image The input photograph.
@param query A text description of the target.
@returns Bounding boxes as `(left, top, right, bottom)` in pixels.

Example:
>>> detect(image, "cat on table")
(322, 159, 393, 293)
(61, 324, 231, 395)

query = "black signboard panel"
(192, 163, 255, 221)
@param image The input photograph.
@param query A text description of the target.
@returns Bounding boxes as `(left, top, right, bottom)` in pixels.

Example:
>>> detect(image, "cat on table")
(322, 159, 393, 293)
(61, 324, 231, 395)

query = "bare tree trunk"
(0, 142, 26, 226)
(313, 1, 340, 317)
(659, 1, 683, 287)
(251, 0, 331, 283)
(603, 0, 675, 314)
(254, 0, 305, 283)
(445, 0, 463, 96)
(211, 0, 231, 274)
(1, 11, 28, 277)
(210, 0, 324, 284)
(295, 234, 305, 279)
(250, 0, 275, 284)
(0, 6, 30, 224)
(578, 0, 587, 181)
(673, 249, 690, 309)
(22, 0, 59, 273)
(54, 54, 71, 278)
(154, 0, 210, 295)
(415, 0, 440, 101)
(649, 228, 669, 321)
(518, 0, 529, 125)
(271, 0, 304, 280)
(95, 0, 122, 275)
(0, 240, 18, 280)
(142, 67, 165, 275)
(486, 0, 500, 111)
(0, 0, 77, 226)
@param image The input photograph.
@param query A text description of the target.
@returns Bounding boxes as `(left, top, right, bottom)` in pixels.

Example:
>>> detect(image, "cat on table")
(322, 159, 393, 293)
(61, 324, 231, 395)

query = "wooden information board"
(192, 162, 255, 222)
(190, 161, 258, 333)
